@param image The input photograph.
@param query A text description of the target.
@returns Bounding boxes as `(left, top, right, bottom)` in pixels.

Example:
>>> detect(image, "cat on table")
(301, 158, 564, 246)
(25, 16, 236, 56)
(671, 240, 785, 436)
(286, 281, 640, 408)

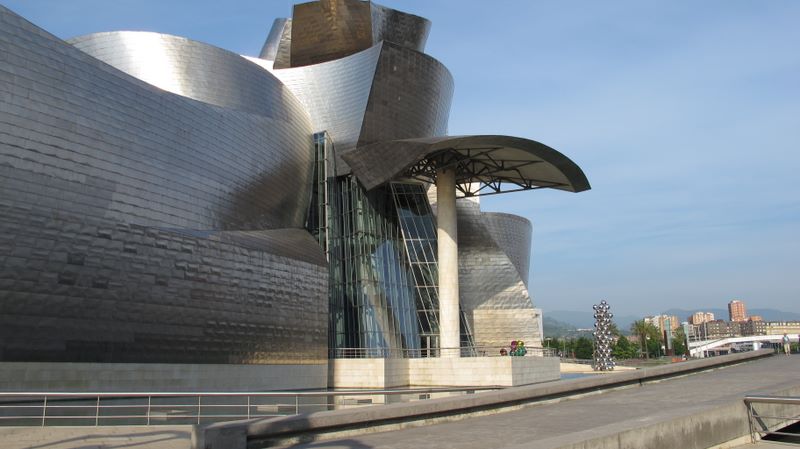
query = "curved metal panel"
(275, 0, 430, 68)
(370, 3, 430, 52)
(8, 31, 316, 232)
(456, 199, 533, 311)
(260, 18, 291, 60)
(249, 44, 383, 172)
(69, 31, 300, 118)
(357, 42, 454, 148)
(455, 198, 541, 349)
(482, 212, 532, 288)
(0, 6, 327, 364)
(0, 206, 329, 364)
(257, 41, 453, 175)
(288, 0, 373, 68)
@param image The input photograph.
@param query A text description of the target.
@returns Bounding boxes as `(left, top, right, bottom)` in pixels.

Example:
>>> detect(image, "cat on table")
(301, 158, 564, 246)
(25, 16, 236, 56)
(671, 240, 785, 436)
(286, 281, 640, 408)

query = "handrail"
(559, 358, 594, 365)
(330, 346, 556, 358)
(744, 395, 800, 443)
(0, 386, 504, 428)
(0, 386, 502, 398)
(744, 395, 800, 406)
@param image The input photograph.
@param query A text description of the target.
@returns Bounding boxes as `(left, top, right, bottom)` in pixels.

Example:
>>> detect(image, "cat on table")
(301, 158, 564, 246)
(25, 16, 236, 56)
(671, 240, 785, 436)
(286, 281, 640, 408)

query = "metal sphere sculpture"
(592, 300, 615, 371)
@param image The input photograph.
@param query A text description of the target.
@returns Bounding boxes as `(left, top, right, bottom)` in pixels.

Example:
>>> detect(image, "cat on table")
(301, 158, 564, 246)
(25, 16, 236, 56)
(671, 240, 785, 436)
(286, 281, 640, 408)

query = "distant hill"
(542, 316, 578, 338)
(545, 310, 639, 334)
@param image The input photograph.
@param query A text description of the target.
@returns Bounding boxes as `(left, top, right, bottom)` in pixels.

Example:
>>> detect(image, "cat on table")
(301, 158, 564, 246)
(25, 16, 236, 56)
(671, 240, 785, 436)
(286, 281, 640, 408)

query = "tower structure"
(728, 300, 747, 322)
(592, 300, 615, 371)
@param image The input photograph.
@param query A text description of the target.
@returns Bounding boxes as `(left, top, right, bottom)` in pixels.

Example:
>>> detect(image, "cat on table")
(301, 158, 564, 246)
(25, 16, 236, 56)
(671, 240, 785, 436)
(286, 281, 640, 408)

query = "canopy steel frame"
(404, 147, 568, 197)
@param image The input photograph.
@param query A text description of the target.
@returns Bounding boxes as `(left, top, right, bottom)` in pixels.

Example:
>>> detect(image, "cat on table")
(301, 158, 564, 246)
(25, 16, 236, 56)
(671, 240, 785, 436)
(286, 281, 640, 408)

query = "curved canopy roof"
(341, 135, 591, 196)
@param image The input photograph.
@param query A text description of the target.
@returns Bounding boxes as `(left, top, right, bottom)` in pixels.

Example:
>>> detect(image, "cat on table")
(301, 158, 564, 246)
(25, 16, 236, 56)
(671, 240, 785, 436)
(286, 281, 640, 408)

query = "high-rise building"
(657, 315, 680, 332)
(690, 311, 715, 325)
(645, 314, 680, 331)
(728, 300, 747, 322)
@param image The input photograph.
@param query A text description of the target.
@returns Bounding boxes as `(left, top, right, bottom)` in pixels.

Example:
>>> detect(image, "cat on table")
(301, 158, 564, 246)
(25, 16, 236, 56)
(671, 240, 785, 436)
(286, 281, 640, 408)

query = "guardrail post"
(197, 396, 202, 425)
(41, 396, 47, 427)
(295, 395, 299, 415)
(746, 401, 755, 443)
(147, 396, 151, 426)
(247, 396, 251, 420)
(95, 396, 100, 426)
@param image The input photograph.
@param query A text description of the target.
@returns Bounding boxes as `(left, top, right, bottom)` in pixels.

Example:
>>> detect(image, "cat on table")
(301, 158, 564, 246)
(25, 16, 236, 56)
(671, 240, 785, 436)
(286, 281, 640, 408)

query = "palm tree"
(631, 320, 650, 359)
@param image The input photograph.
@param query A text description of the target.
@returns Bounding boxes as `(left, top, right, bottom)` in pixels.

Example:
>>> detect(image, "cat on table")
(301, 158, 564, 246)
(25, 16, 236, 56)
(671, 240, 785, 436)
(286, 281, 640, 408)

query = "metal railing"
(559, 357, 594, 365)
(330, 346, 556, 359)
(0, 387, 502, 427)
(744, 395, 800, 443)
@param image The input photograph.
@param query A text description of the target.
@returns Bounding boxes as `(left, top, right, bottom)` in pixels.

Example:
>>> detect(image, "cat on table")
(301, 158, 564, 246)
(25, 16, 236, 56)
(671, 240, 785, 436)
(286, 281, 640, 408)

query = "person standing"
(782, 333, 791, 356)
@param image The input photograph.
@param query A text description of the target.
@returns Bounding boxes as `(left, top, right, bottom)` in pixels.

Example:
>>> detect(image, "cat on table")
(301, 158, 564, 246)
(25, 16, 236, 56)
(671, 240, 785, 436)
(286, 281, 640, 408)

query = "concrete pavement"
(270, 355, 800, 449)
(734, 442, 799, 449)
(0, 425, 193, 449)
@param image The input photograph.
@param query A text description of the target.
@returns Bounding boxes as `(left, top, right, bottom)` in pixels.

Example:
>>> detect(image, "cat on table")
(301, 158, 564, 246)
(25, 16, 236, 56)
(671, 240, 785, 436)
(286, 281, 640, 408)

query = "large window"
(308, 132, 473, 358)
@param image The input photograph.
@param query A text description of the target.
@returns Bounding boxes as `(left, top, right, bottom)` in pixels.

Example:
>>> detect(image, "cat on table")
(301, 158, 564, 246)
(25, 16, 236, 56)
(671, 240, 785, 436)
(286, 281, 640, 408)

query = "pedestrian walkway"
(276, 356, 800, 449)
(0, 425, 192, 449)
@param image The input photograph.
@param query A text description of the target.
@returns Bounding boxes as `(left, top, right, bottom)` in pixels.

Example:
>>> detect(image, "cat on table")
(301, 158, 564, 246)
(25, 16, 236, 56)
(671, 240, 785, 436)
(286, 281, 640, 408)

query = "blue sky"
(4, 1, 798, 316)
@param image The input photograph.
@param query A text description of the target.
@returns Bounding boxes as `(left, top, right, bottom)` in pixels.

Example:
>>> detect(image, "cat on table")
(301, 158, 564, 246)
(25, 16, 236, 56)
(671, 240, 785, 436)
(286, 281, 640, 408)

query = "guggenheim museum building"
(0, 0, 589, 390)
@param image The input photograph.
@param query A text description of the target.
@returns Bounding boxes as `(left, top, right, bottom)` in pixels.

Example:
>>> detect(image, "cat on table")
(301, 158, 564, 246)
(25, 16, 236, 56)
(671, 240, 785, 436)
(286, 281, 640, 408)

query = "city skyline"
(5, 0, 798, 317)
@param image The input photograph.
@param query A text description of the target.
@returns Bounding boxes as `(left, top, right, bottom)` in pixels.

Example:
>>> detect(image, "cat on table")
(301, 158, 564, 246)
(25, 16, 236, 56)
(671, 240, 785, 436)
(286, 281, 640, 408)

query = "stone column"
(436, 167, 460, 357)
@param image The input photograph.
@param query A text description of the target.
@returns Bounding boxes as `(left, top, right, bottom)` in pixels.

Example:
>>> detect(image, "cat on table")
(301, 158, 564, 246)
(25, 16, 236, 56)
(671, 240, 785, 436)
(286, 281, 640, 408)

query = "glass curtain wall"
(390, 183, 476, 356)
(390, 182, 440, 356)
(308, 132, 473, 358)
(328, 176, 420, 357)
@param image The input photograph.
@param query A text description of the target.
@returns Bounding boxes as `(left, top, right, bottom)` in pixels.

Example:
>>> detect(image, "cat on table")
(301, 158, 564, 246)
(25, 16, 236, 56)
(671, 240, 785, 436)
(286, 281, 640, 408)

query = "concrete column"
(436, 168, 460, 357)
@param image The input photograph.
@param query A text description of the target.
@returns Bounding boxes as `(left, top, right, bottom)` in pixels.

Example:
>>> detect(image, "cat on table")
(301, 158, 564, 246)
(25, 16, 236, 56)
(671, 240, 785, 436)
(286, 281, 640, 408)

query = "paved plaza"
(276, 355, 800, 449)
(0, 426, 193, 449)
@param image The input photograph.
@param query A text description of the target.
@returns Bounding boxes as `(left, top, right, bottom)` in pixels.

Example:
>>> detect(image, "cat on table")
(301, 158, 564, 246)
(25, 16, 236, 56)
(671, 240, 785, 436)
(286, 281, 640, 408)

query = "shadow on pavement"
(285, 439, 373, 449)
(24, 429, 191, 449)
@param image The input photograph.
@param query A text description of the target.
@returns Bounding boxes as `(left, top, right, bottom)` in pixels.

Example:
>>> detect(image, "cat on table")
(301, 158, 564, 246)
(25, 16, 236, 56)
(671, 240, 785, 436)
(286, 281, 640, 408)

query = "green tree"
(612, 335, 636, 359)
(647, 336, 662, 357)
(547, 337, 576, 357)
(630, 320, 661, 358)
(574, 336, 594, 359)
(630, 320, 650, 358)
(672, 327, 687, 356)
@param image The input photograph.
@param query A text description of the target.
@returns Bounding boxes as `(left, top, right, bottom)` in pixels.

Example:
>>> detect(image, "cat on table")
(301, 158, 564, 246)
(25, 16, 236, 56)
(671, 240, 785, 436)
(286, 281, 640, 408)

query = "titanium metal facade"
(456, 198, 542, 349)
(251, 40, 453, 175)
(0, 0, 588, 365)
(69, 32, 301, 119)
(0, 5, 326, 364)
